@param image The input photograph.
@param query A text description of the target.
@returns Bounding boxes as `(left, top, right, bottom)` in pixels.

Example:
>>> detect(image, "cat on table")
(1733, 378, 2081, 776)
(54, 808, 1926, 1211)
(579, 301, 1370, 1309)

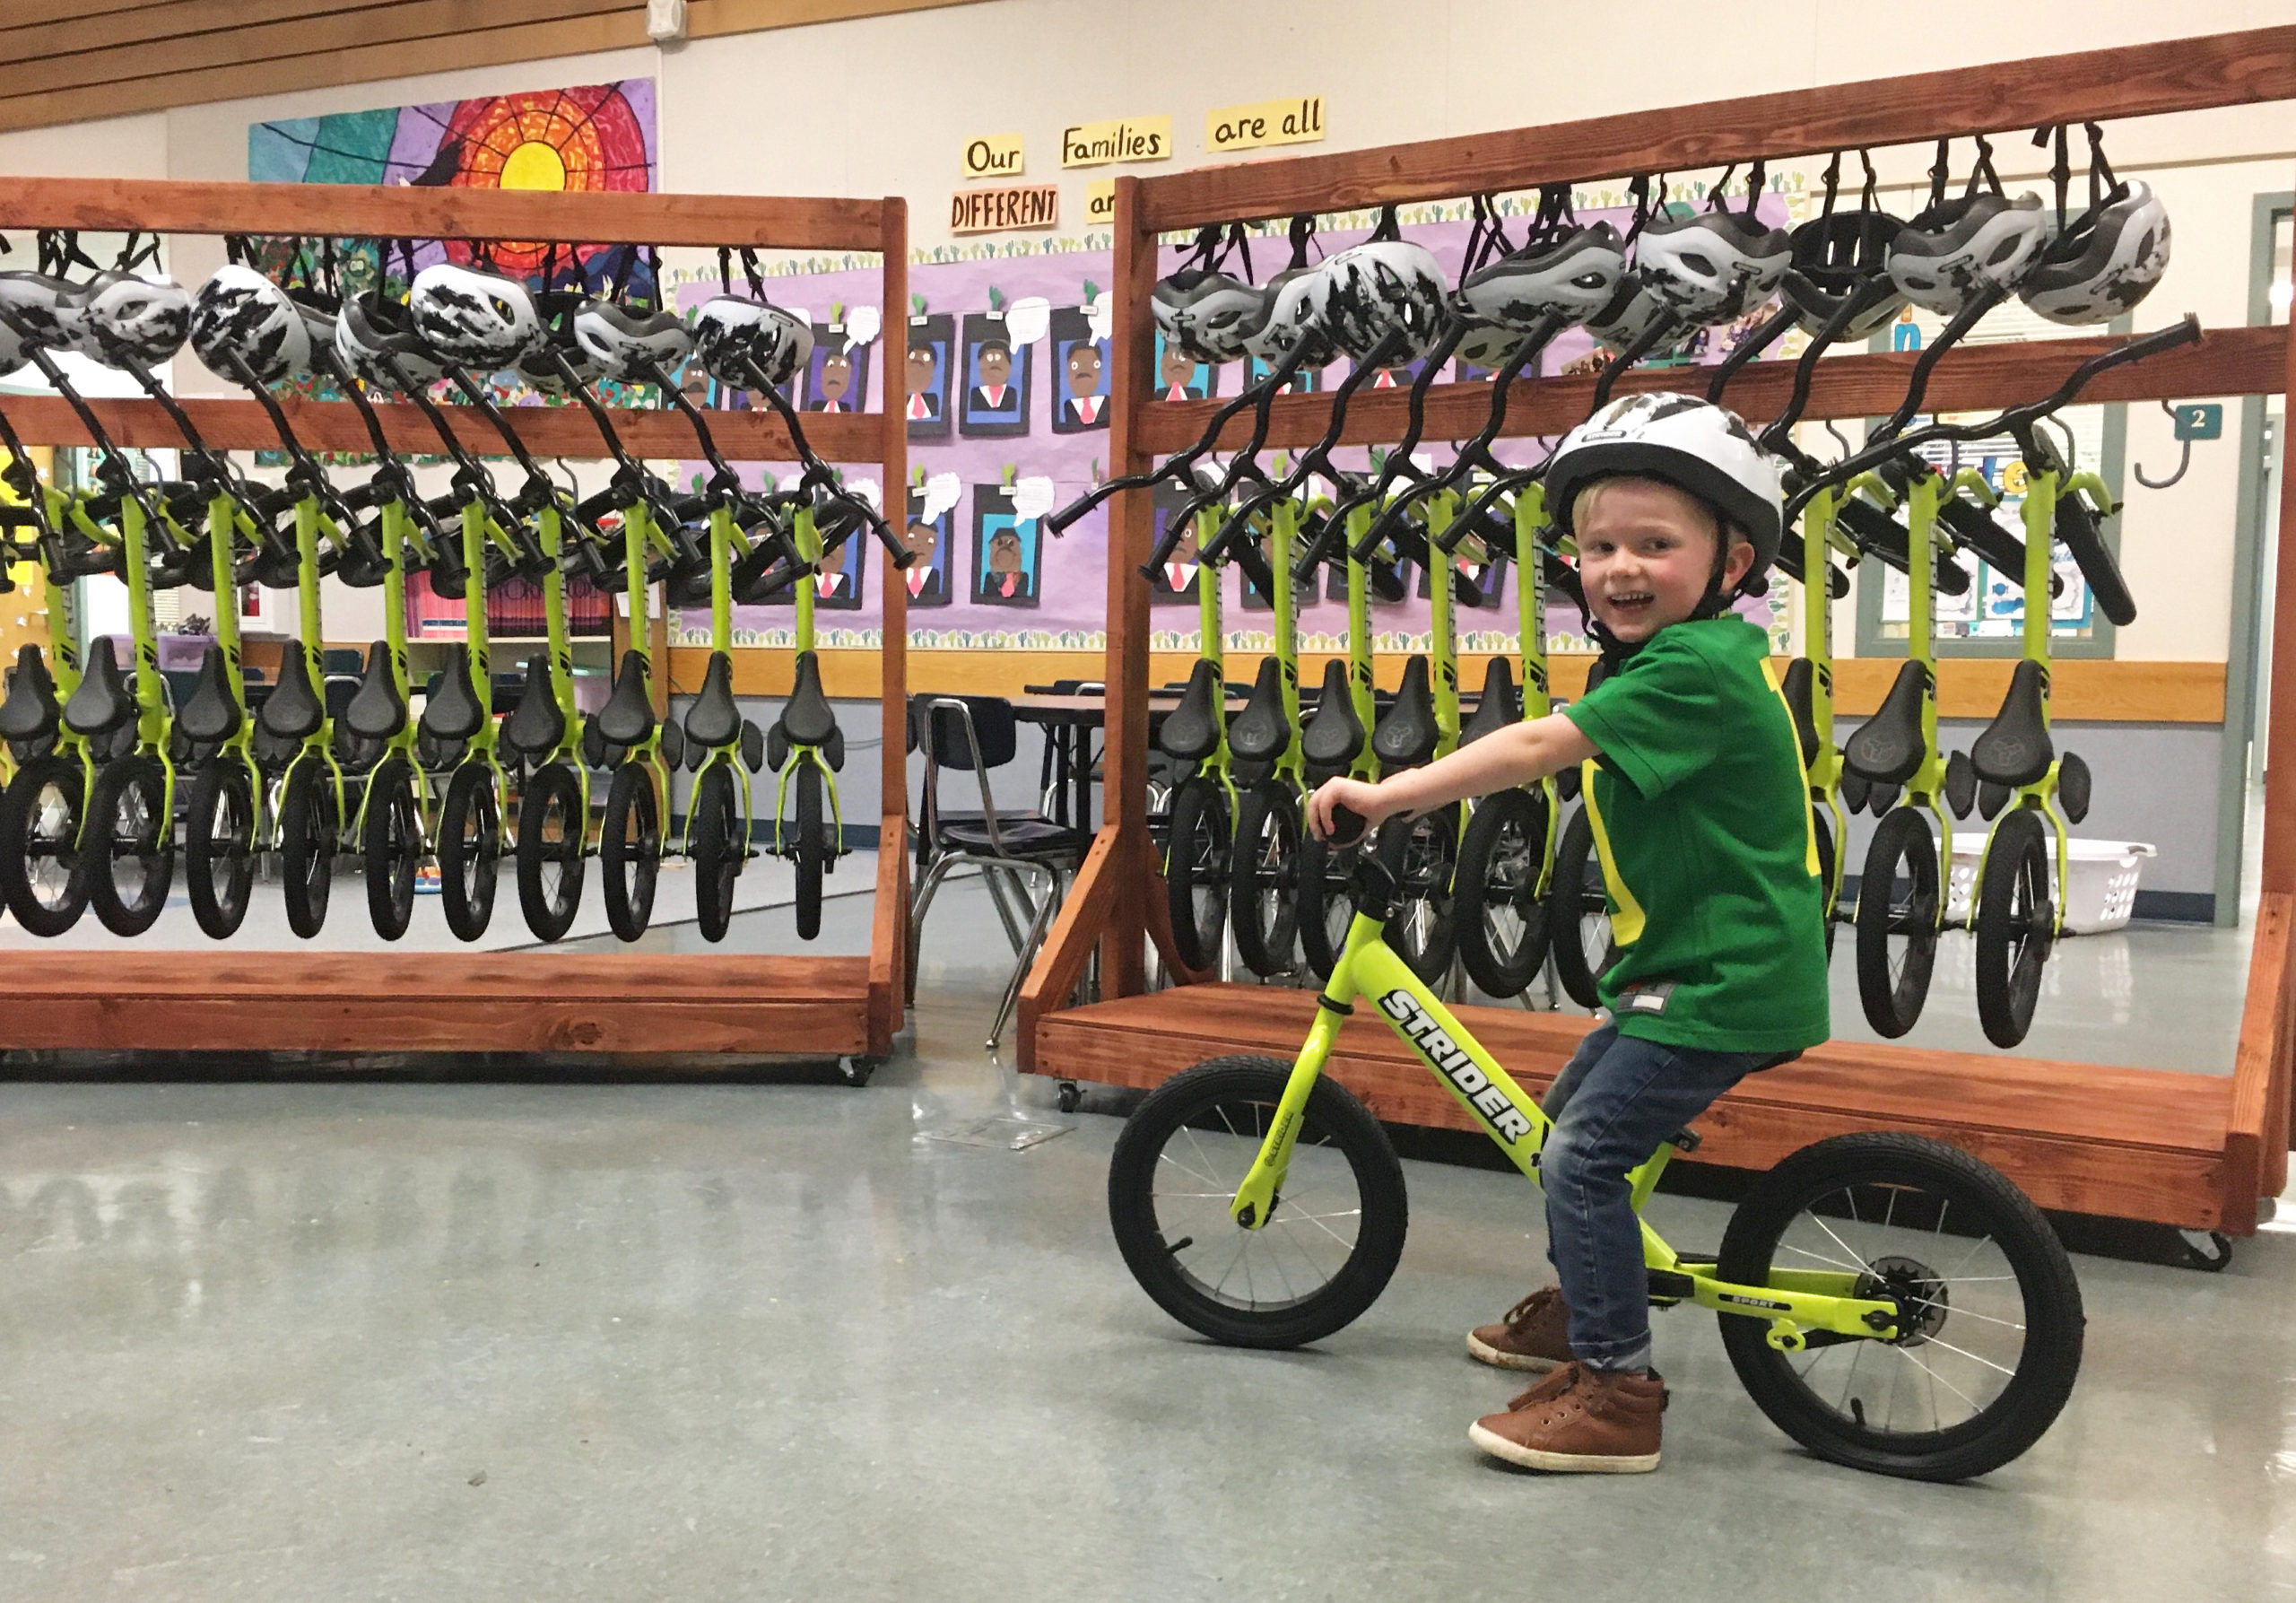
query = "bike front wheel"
(362, 755, 422, 941)
(1228, 780, 1301, 978)
(1716, 1132, 2084, 1482)
(83, 754, 173, 937)
(1294, 827, 1360, 981)
(1455, 787, 1552, 998)
(516, 762, 586, 943)
(186, 761, 257, 939)
(0, 754, 89, 937)
(1547, 806, 1615, 1009)
(599, 762, 659, 943)
(1857, 807, 1940, 1038)
(1163, 776, 1231, 973)
(691, 763, 743, 944)
(279, 757, 340, 939)
(1391, 806, 1458, 987)
(1108, 1055, 1408, 1350)
(794, 761, 825, 942)
(437, 762, 501, 942)
(1975, 807, 2054, 1050)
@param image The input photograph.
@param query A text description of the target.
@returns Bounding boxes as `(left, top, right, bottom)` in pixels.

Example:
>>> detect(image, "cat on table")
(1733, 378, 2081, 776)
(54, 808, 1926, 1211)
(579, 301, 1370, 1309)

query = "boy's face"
(818, 351, 852, 400)
(907, 344, 937, 392)
(978, 344, 1012, 387)
(1066, 343, 1101, 394)
(1573, 478, 1752, 643)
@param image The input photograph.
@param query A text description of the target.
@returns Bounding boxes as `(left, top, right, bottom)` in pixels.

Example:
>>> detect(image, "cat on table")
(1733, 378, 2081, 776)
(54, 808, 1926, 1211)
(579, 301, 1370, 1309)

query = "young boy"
(1306, 393, 1830, 1475)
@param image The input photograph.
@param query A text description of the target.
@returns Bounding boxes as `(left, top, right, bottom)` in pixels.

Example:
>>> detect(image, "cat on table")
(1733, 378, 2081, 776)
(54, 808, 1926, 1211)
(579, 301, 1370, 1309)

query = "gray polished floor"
(0, 876, 2292, 1601)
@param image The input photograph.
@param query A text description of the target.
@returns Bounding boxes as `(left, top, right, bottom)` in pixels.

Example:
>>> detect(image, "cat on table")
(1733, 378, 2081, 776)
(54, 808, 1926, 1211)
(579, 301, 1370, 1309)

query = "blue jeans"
(1539, 1023, 1786, 1372)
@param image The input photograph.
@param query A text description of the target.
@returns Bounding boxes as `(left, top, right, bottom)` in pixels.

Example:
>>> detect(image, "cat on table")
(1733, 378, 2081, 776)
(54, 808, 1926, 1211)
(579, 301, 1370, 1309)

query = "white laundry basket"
(1944, 836, 2157, 935)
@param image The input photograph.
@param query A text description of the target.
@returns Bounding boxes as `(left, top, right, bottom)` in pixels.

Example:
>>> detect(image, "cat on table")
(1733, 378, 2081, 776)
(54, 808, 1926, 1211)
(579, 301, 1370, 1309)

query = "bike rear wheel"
(279, 757, 339, 939)
(0, 754, 89, 937)
(1294, 829, 1359, 981)
(1455, 788, 1552, 998)
(1163, 776, 1231, 973)
(362, 755, 421, 941)
(1108, 1056, 1408, 1349)
(516, 762, 586, 943)
(186, 762, 257, 939)
(1857, 807, 1939, 1038)
(1717, 1132, 2084, 1481)
(691, 763, 742, 944)
(1975, 808, 2054, 1050)
(1546, 806, 1614, 1008)
(84, 754, 172, 937)
(1229, 780, 1301, 978)
(1392, 807, 1457, 986)
(437, 762, 500, 942)
(794, 761, 825, 942)
(600, 762, 659, 943)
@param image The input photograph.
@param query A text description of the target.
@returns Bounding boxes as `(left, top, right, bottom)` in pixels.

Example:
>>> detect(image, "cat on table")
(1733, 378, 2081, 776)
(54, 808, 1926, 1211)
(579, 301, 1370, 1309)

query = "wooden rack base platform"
(1037, 984, 2257, 1233)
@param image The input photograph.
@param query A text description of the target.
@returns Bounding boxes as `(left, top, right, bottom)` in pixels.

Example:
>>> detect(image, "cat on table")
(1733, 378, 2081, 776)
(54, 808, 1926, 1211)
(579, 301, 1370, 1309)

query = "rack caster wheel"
(838, 1055, 881, 1089)
(2179, 1229, 2232, 1271)
(1056, 1080, 1083, 1113)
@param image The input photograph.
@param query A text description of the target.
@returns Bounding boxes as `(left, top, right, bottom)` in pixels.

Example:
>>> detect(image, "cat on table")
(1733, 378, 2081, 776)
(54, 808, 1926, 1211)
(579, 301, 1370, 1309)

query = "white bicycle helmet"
(2019, 179, 2170, 326)
(66, 271, 192, 368)
(692, 294, 813, 391)
(0, 272, 75, 350)
(516, 306, 604, 396)
(1888, 191, 2054, 316)
(1781, 209, 1908, 341)
(1544, 391, 1785, 585)
(190, 263, 316, 384)
(335, 289, 447, 394)
(1238, 261, 1336, 369)
(1319, 235, 1447, 365)
(1153, 266, 1265, 365)
(1457, 222, 1628, 331)
(408, 262, 545, 371)
(1583, 279, 1687, 358)
(0, 313, 30, 379)
(1633, 208, 1790, 324)
(574, 299, 694, 383)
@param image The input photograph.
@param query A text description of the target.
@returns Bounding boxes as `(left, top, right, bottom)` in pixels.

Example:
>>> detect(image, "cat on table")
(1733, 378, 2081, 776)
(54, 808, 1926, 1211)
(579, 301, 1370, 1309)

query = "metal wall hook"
(1823, 419, 1854, 459)
(2133, 397, 2192, 489)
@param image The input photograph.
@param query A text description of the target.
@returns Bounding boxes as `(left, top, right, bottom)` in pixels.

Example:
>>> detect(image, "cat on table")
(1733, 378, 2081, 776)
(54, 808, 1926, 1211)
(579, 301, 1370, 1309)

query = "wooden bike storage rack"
(0, 179, 913, 1064)
(1019, 23, 2296, 1233)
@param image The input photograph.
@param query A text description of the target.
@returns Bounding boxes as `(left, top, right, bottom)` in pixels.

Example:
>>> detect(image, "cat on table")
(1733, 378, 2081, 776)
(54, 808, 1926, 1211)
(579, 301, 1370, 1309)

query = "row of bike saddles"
(1036, 130, 2183, 1053)
(0, 236, 912, 949)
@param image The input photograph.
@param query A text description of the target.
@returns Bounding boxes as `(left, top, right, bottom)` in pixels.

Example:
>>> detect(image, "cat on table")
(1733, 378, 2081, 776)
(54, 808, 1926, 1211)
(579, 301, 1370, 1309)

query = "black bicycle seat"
(0, 644, 60, 743)
(343, 641, 407, 742)
(1458, 656, 1520, 747)
(596, 650, 656, 747)
(776, 649, 837, 747)
(501, 654, 567, 758)
(1226, 657, 1291, 764)
(174, 640, 242, 745)
(418, 646, 484, 745)
(1158, 659, 1224, 763)
(62, 636, 135, 736)
(1970, 658, 2054, 789)
(684, 650, 744, 749)
(259, 649, 326, 742)
(1300, 659, 1365, 778)
(1843, 658, 1926, 787)
(1372, 655, 1439, 771)
(1778, 657, 1820, 768)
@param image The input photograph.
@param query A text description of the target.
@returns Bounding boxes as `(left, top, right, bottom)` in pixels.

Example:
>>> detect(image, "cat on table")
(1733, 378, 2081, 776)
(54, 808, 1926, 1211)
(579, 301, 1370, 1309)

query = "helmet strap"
(1858, 150, 1882, 215)
(1817, 152, 1842, 220)
(1926, 140, 1952, 212)
(1709, 164, 1735, 213)
(1964, 135, 2002, 200)
(1744, 159, 1767, 217)
(1370, 205, 1401, 245)
(2085, 122, 2126, 211)
(1286, 213, 1319, 269)
(2036, 124, 2073, 230)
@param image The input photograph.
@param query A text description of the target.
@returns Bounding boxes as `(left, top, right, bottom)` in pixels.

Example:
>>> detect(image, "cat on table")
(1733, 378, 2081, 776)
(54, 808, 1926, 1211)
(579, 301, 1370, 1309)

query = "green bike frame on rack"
(1294, 503, 1385, 980)
(1106, 815, 2088, 1483)
(761, 503, 849, 943)
(1161, 507, 1239, 973)
(180, 484, 265, 938)
(0, 472, 93, 936)
(596, 493, 681, 943)
(430, 491, 526, 942)
(350, 484, 437, 939)
(506, 495, 593, 942)
(1228, 491, 1317, 978)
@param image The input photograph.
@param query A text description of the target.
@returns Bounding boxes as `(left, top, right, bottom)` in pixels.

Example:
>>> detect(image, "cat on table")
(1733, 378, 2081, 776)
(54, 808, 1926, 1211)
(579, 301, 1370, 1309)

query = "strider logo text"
(1378, 989, 1533, 1144)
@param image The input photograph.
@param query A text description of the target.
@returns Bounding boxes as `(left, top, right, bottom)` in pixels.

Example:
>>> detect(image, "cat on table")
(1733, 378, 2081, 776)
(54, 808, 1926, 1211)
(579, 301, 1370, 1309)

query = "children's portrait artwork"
(902, 481, 957, 608)
(1148, 476, 1204, 605)
(970, 484, 1042, 606)
(801, 323, 872, 414)
(958, 310, 1032, 439)
(904, 312, 955, 440)
(1152, 331, 1217, 403)
(1050, 304, 1110, 435)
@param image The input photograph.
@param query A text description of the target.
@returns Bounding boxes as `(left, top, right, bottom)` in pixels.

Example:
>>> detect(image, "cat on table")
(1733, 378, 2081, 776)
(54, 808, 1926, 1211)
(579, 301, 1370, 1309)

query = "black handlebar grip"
(1933, 494, 2046, 592)
(0, 506, 36, 528)
(2054, 494, 2137, 627)
(1325, 804, 1368, 849)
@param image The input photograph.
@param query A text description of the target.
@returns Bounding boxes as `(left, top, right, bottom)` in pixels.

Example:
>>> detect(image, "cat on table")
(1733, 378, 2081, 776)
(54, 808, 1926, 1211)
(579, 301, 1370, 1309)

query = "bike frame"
(345, 490, 436, 845)
(1340, 507, 1379, 782)
(689, 496, 756, 851)
(201, 487, 261, 817)
(1228, 894, 1905, 1351)
(1796, 485, 1862, 921)
(1510, 482, 1561, 897)
(770, 503, 847, 858)
(282, 491, 352, 832)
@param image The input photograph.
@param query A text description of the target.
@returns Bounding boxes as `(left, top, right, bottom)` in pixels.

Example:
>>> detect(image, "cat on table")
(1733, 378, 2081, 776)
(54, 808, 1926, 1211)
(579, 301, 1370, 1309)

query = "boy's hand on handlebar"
(1307, 777, 1390, 843)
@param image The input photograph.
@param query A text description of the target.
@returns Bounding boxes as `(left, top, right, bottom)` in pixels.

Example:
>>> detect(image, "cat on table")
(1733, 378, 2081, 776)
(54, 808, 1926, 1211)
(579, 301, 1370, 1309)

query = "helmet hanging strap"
(1286, 213, 1318, 269)
(1964, 134, 2002, 199)
(2085, 122, 2124, 210)
(2035, 124, 2071, 230)
(1858, 149, 1882, 214)
(1926, 138, 1952, 211)
(1744, 159, 1767, 217)
(1370, 205, 1401, 245)
(1818, 152, 1843, 220)
(1709, 164, 1735, 213)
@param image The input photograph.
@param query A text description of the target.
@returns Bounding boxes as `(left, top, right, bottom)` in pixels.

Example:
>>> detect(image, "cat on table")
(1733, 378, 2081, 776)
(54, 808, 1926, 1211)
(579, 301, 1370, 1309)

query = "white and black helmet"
(1888, 190, 2054, 317)
(692, 294, 813, 391)
(1457, 222, 1629, 331)
(1781, 209, 1908, 342)
(1632, 209, 1790, 325)
(1238, 261, 1337, 369)
(0, 272, 76, 351)
(408, 262, 545, 371)
(1153, 266, 1264, 365)
(1319, 235, 1447, 365)
(1545, 391, 1786, 586)
(515, 304, 604, 396)
(335, 289, 446, 394)
(1583, 279, 1686, 358)
(0, 312, 30, 379)
(2019, 179, 2170, 326)
(574, 299, 694, 383)
(190, 263, 317, 384)
(66, 271, 193, 368)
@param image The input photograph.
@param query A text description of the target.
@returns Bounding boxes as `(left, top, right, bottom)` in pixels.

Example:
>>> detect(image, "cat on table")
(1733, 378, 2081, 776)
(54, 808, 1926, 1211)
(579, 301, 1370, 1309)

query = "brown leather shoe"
(1467, 1285, 1572, 1371)
(1468, 1362, 1666, 1474)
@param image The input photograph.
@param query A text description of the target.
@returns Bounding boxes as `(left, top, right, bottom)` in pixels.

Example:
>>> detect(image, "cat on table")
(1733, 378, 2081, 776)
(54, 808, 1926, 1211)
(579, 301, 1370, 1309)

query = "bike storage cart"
(0, 178, 913, 1068)
(1018, 25, 2296, 1245)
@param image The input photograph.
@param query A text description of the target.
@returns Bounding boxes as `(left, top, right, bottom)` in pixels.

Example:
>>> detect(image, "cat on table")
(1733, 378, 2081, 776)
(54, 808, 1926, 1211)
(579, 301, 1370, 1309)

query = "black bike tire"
(1107, 1055, 1408, 1350)
(437, 762, 500, 943)
(1294, 828, 1358, 981)
(279, 757, 339, 940)
(1547, 806, 1613, 1009)
(1392, 806, 1458, 986)
(1716, 1131, 2084, 1481)
(1228, 780, 1301, 978)
(1975, 807, 2053, 1050)
(362, 755, 421, 941)
(1813, 803, 1839, 963)
(795, 761, 824, 942)
(515, 762, 586, 943)
(186, 761, 257, 940)
(1163, 777, 1230, 973)
(84, 754, 172, 937)
(1856, 807, 1939, 1039)
(1454, 788, 1552, 998)
(0, 754, 88, 937)
(691, 763, 741, 944)
(599, 762, 659, 943)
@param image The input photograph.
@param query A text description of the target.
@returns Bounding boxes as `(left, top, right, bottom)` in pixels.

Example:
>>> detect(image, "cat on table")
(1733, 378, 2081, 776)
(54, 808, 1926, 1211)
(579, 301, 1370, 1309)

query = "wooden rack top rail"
(1139, 23, 2296, 229)
(1135, 324, 2285, 457)
(0, 178, 896, 254)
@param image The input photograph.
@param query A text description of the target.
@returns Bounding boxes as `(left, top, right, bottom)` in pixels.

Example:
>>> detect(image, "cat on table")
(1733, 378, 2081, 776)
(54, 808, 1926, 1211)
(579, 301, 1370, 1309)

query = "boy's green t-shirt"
(1559, 615, 1831, 1054)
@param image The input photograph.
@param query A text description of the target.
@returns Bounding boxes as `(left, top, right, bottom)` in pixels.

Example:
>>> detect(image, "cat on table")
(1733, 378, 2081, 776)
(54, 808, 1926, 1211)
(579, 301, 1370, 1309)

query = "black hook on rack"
(2133, 398, 2195, 489)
